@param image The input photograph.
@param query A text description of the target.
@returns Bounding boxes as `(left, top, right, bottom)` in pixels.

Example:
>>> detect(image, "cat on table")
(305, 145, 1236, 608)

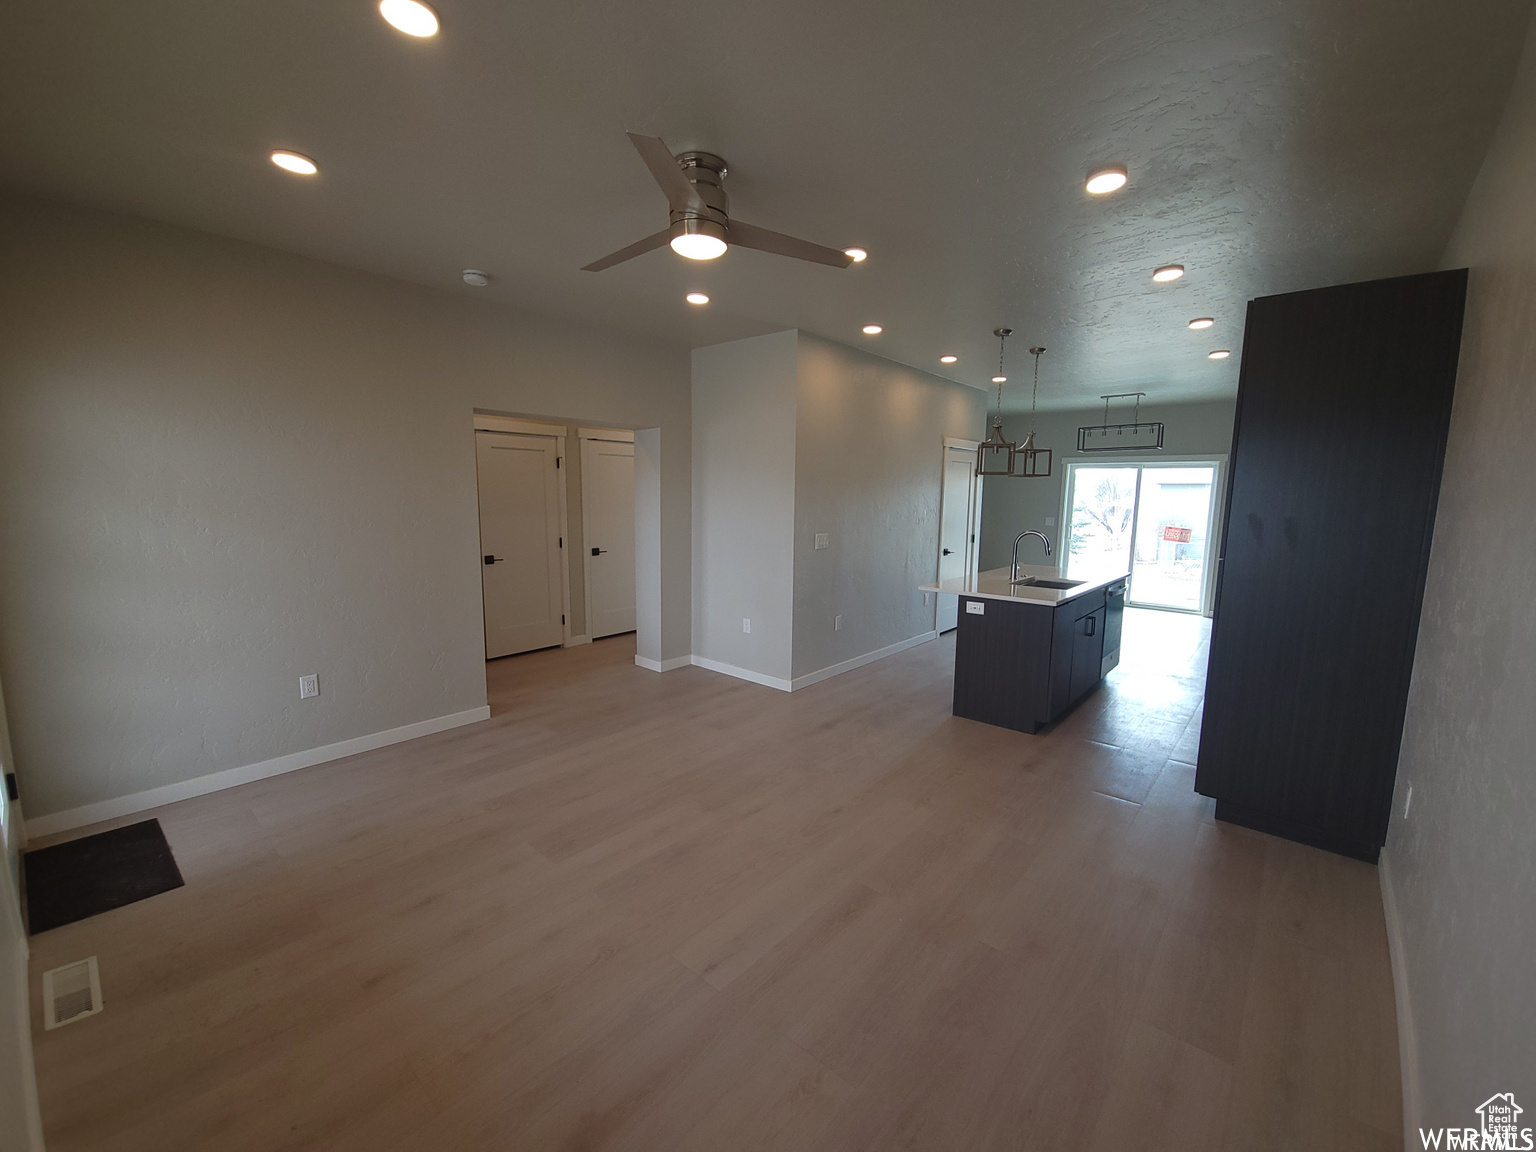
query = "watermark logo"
(1421, 1093, 1532, 1150)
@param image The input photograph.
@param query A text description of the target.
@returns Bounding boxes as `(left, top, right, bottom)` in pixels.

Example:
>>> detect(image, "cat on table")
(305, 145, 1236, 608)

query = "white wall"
(792, 335, 987, 679)
(1385, 5, 1536, 1136)
(691, 332, 800, 684)
(977, 399, 1237, 572)
(0, 194, 692, 824)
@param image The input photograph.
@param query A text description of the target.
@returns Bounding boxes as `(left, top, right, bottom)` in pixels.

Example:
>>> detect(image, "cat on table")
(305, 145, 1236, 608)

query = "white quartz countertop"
(919, 565, 1128, 607)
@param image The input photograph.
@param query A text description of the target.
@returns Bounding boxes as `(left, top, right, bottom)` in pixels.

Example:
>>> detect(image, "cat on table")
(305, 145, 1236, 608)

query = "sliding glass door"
(1063, 460, 1221, 613)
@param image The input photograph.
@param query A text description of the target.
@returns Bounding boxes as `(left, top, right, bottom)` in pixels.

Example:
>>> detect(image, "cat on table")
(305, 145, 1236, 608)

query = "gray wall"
(691, 332, 800, 682)
(792, 334, 986, 679)
(1386, 6, 1536, 1134)
(977, 400, 1237, 571)
(0, 194, 692, 820)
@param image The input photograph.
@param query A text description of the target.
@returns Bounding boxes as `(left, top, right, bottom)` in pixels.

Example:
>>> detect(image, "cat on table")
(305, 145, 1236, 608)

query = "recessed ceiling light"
(843, 247, 868, 262)
(462, 269, 489, 287)
(940, 355, 958, 364)
(992, 375, 1007, 384)
(379, 0, 439, 36)
(1085, 165, 1128, 195)
(269, 150, 318, 176)
(686, 292, 709, 305)
(1208, 349, 1231, 359)
(1153, 264, 1185, 283)
(862, 324, 882, 335)
(1188, 317, 1214, 329)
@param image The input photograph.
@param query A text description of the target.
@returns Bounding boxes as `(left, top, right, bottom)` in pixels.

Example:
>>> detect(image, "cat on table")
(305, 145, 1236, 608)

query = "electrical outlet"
(1403, 784, 1413, 819)
(834, 615, 843, 631)
(1045, 516, 1055, 527)
(742, 618, 751, 634)
(299, 674, 319, 700)
(814, 533, 830, 550)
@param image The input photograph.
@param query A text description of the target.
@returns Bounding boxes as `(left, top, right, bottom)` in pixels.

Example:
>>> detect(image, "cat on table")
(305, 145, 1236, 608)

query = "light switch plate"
(965, 601, 986, 615)
(834, 615, 843, 631)
(1045, 516, 1055, 526)
(814, 533, 830, 550)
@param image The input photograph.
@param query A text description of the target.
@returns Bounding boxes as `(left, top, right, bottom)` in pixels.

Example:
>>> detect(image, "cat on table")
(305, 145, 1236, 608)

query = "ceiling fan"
(582, 133, 854, 272)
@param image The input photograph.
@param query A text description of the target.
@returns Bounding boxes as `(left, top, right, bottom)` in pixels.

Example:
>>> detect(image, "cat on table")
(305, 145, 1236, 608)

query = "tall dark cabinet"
(1195, 269, 1466, 863)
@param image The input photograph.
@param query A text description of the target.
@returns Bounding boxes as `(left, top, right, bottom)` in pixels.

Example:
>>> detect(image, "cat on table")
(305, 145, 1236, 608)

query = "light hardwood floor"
(26, 610, 1401, 1150)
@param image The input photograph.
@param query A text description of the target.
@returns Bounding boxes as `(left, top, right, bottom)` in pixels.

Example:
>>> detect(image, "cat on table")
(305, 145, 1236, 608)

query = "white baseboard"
(688, 655, 793, 692)
(685, 633, 937, 694)
(790, 631, 938, 691)
(634, 654, 691, 672)
(564, 634, 593, 648)
(24, 705, 492, 839)
(1379, 849, 1421, 1146)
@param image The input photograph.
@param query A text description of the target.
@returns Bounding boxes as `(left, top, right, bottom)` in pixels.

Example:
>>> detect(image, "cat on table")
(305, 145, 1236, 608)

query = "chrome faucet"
(1011, 530, 1053, 582)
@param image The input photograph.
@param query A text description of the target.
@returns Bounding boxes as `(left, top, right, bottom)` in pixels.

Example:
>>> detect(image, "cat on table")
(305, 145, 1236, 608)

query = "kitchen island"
(920, 565, 1129, 733)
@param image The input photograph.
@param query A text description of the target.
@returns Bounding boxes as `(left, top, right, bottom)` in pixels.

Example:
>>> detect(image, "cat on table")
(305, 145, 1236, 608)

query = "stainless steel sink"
(1010, 577, 1084, 590)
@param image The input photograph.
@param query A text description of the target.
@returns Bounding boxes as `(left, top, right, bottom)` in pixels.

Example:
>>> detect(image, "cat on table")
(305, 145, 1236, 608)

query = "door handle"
(1085, 615, 1096, 636)
(941, 548, 953, 556)
(484, 555, 504, 565)
(592, 547, 607, 556)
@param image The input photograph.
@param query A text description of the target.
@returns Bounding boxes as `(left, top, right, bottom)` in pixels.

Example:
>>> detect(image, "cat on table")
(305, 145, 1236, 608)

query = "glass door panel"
(1064, 466, 1139, 582)
(1129, 466, 1216, 611)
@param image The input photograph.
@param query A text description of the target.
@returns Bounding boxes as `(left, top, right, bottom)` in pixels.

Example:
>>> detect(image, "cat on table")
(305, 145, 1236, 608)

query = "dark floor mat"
(24, 819, 184, 934)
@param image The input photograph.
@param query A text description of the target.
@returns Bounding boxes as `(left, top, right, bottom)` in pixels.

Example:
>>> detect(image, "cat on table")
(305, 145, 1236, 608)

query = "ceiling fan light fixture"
(862, 325, 883, 335)
(269, 150, 318, 176)
(1152, 264, 1185, 283)
(669, 218, 728, 260)
(843, 247, 868, 262)
(1188, 317, 1214, 329)
(940, 355, 958, 364)
(1085, 165, 1128, 195)
(685, 292, 709, 305)
(379, 0, 439, 36)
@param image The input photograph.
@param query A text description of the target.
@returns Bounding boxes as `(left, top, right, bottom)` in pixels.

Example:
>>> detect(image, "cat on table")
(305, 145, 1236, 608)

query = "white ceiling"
(0, 0, 1528, 408)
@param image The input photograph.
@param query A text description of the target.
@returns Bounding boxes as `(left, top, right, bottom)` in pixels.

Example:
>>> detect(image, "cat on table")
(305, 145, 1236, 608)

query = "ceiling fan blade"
(726, 220, 853, 268)
(581, 228, 672, 272)
(627, 132, 703, 214)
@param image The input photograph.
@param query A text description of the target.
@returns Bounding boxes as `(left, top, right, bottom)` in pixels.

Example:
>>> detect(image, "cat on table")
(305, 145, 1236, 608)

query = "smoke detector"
(462, 269, 490, 287)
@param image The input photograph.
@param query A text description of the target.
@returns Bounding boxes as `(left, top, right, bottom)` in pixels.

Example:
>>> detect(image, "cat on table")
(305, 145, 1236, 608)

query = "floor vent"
(42, 957, 103, 1030)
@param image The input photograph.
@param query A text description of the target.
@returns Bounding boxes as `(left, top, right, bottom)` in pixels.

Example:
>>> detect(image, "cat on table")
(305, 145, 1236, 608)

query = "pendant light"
(976, 328, 1017, 476)
(1010, 346, 1053, 478)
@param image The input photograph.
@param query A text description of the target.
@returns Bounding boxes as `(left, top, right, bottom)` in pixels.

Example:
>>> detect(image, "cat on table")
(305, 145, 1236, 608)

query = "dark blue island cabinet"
(1196, 269, 1467, 863)
(952, 579, 1127, 734)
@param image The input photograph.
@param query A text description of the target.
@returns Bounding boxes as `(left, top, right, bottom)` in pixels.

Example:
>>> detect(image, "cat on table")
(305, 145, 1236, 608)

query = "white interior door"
(475, 431, 565, 658)
(581, 436, 636, 639)
(937, 444, 980, 633)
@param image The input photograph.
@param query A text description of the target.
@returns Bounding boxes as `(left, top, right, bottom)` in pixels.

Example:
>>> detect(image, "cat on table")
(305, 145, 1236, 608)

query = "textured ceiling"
(0, 0, 1529, 408)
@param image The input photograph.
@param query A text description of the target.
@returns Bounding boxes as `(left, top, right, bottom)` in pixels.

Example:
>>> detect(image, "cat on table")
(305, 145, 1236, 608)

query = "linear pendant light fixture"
(976, 329, 1018, 475)
(1078, 392, 1165, 451)
(1011, 347, 1052, 478)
